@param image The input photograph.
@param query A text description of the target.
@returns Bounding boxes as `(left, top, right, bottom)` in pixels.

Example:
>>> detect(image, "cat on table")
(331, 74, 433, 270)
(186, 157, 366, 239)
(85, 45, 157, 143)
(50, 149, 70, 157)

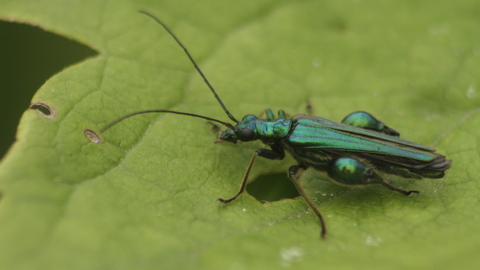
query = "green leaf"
(1, 0, 479, 269)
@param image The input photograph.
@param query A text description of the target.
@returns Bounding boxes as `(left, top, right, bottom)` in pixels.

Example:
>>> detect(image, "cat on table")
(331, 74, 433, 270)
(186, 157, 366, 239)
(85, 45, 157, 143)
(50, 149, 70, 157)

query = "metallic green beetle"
(103, 11, 451, 238)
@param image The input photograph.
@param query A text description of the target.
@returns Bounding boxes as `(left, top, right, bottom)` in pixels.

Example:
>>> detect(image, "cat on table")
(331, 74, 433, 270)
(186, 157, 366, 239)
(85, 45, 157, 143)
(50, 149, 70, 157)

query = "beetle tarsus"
(380, 182, 419, 196)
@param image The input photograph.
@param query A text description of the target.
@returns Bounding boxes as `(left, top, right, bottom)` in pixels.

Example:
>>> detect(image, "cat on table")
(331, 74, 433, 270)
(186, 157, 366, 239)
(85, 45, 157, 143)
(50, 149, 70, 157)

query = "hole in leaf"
(84, 129, 102, 144)
(246, 172, 300, 203)
(30, 102, 56, 119)
(0, 21, 97, 158)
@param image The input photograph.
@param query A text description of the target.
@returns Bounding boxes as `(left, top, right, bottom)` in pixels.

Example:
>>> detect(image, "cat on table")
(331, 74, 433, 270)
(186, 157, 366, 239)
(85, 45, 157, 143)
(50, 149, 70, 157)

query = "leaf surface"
(0, 0, 478, 269)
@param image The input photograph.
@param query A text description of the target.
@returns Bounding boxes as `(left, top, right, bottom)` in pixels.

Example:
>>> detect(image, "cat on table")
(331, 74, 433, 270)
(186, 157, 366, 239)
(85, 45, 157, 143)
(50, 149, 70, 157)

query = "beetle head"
(216, 114, 258, 144)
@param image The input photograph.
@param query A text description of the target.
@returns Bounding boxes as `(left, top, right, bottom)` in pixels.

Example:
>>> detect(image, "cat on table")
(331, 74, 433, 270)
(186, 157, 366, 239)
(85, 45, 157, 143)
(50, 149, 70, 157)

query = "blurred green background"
(0, 21, 297, 202)
(0, 21, 96, 159)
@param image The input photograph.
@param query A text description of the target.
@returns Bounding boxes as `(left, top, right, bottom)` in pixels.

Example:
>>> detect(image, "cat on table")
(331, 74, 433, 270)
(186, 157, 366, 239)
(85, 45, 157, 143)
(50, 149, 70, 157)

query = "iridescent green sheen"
(218, 113, 292, 144)
(341, 111, 400, 136)
(287, 116, 435, 162)
(218, 111, 450, 181)
(108, 12, 452, 237)
(291, 115, 432, 151)
(327, 157, 383, 186)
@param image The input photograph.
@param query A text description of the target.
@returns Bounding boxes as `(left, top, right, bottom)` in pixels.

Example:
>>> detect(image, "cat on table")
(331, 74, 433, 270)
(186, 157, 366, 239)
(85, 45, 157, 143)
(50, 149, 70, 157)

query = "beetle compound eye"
(237, 128, 255, 142)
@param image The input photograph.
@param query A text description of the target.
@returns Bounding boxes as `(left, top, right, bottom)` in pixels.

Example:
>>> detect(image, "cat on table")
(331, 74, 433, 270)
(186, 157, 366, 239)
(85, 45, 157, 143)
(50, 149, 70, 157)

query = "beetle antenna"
(101, 110, 235, 133)
(139, 10, 239, 124)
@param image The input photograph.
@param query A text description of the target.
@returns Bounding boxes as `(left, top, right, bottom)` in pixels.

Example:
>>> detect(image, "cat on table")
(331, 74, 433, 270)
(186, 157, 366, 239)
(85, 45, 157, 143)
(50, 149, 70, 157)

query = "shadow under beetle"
(102, 11, 452, 238)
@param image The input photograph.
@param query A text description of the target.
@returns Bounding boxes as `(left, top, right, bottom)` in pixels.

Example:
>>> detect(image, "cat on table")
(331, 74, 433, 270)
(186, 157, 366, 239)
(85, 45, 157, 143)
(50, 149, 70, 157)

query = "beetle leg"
(258, 109, 276, 120)
(305, 100, 314, 115)
(327, 157, 419, 196)
(218, 145, 285, 204)
(341, 111, 400, 136)
(259, 109, 291, 120)
(288, 165, 327, 238)
(379, 181, 419, 196)
(277, 110, 291, 119)
(260, 109, 291, 120)
(217, 152, 259, 204)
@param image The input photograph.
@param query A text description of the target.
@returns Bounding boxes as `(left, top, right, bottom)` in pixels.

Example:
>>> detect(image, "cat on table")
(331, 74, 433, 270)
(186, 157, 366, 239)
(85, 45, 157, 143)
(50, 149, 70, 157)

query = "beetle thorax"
(217, 114, 292, 144)
(255, 118, 292, 144)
